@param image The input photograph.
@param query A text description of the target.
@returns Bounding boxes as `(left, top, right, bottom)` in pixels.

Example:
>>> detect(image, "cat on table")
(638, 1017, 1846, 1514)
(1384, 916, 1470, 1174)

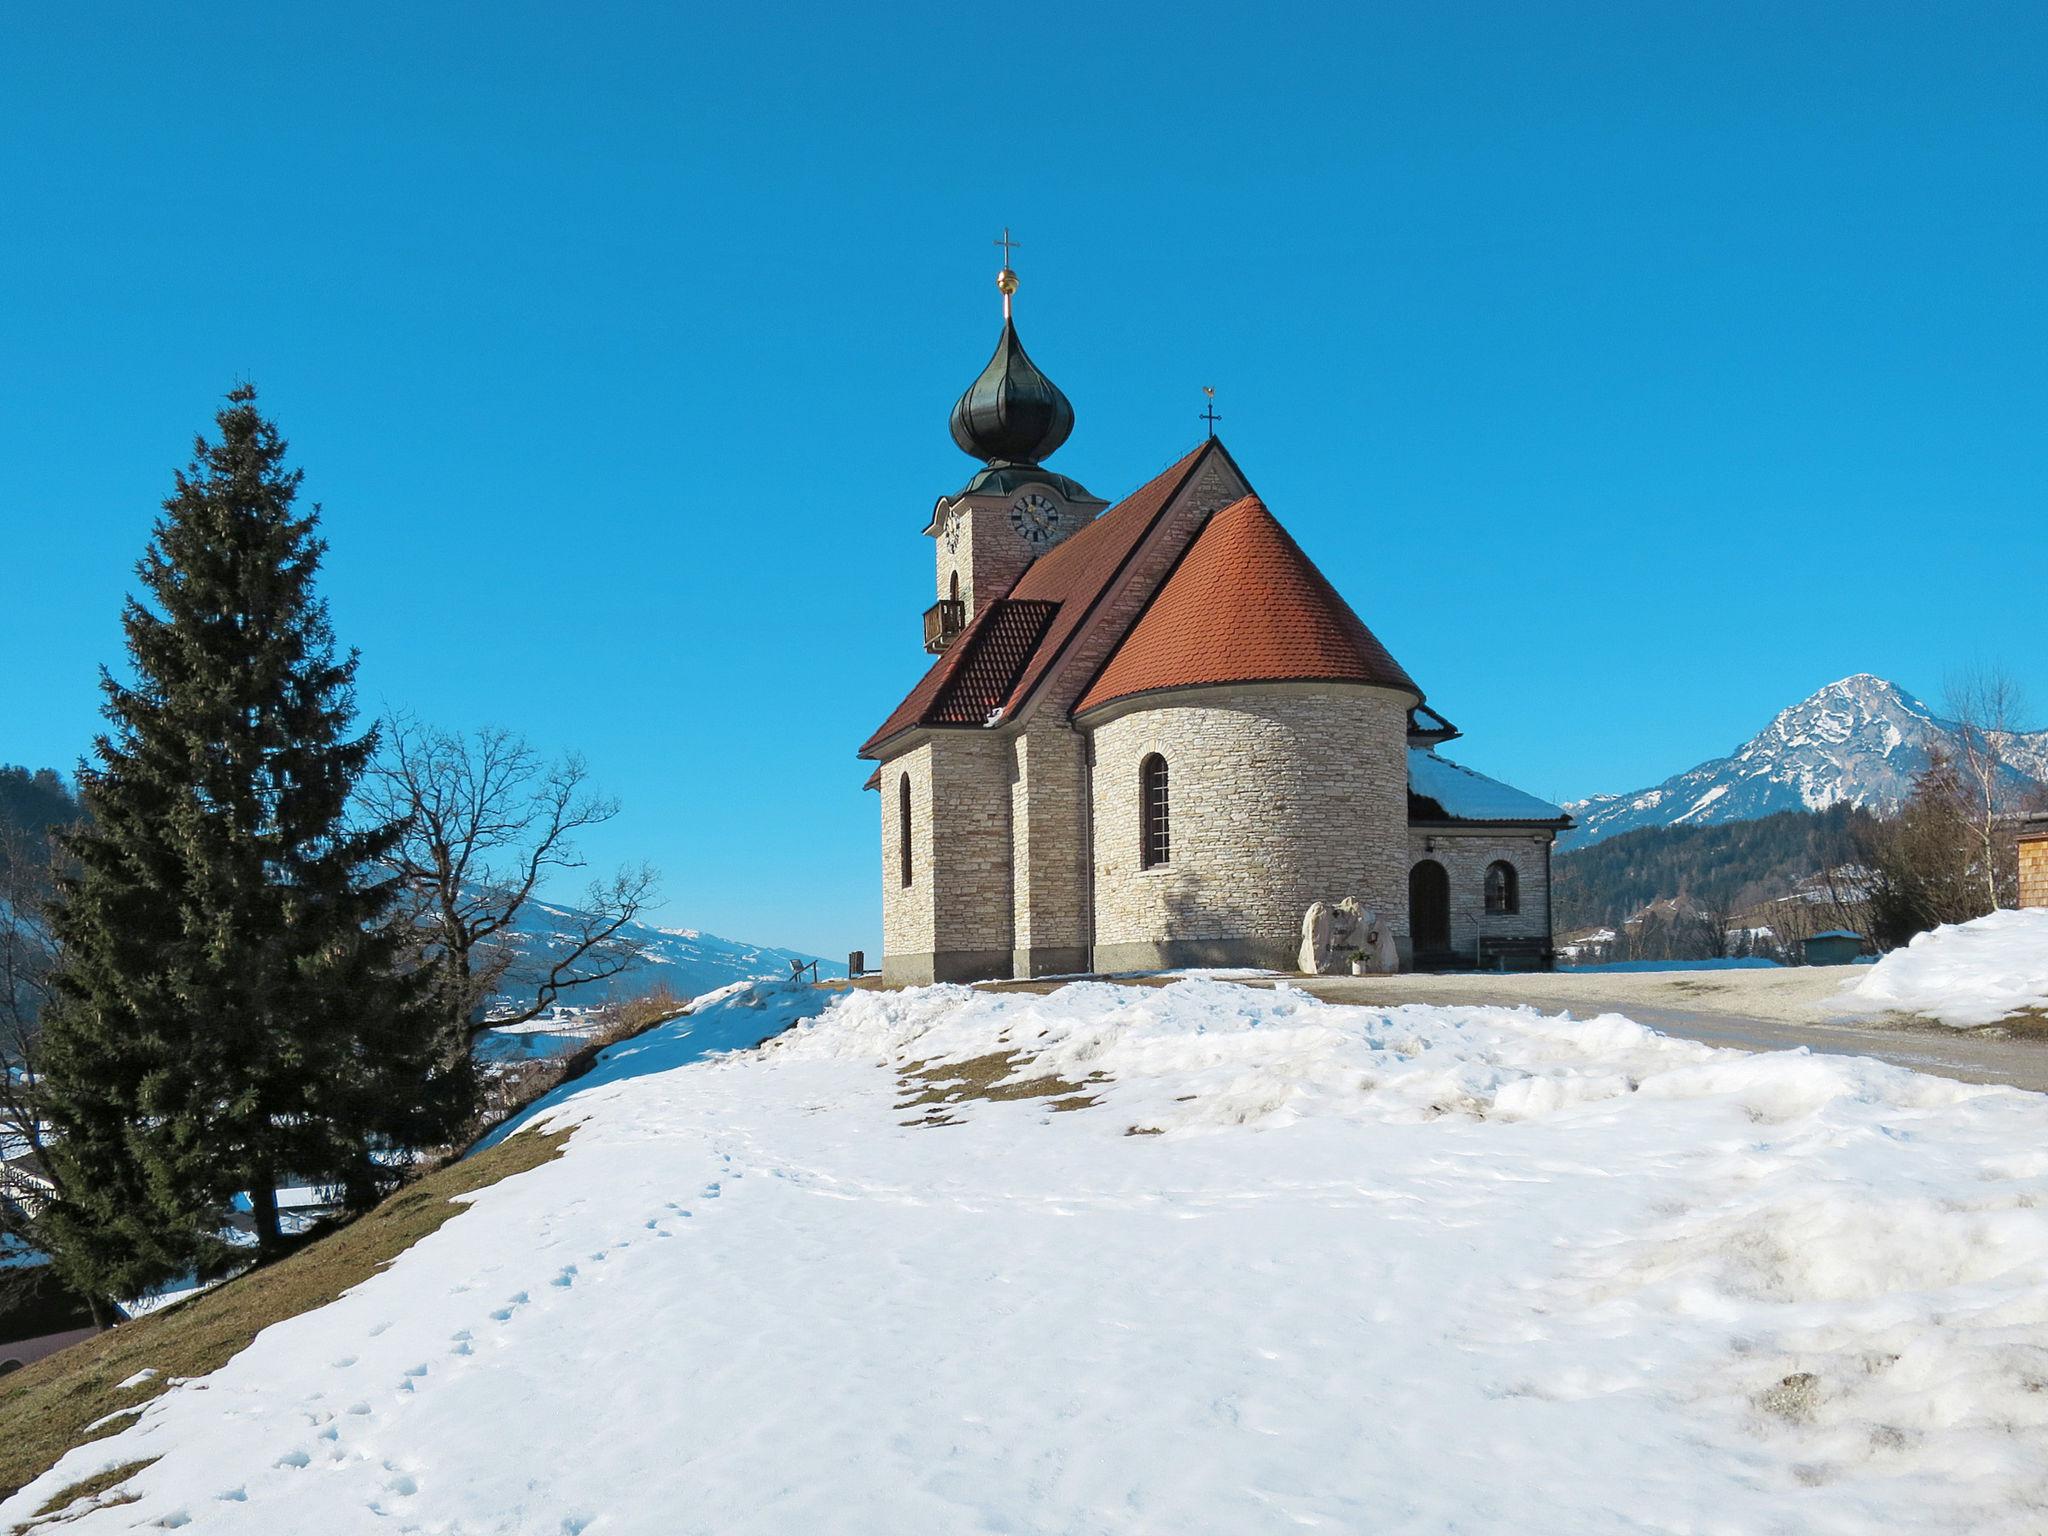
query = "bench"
(1478, 936, 1555, 973)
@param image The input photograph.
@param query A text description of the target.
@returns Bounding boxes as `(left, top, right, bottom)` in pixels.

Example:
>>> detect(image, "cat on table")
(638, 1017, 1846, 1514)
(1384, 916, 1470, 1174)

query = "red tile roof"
(859, 444, 1213, 758)
(1073, 494, 1420, 716)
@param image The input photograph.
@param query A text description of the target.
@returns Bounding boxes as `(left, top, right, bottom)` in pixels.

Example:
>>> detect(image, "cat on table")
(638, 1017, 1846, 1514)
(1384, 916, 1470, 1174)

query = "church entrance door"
(1408, 860, 1451, 957)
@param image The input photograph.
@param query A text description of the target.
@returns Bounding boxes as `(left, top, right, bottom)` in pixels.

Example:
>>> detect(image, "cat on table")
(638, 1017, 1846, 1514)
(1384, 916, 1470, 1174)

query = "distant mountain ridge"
(503, 899, 840, 1003)
(1563, 674, 2048, 850)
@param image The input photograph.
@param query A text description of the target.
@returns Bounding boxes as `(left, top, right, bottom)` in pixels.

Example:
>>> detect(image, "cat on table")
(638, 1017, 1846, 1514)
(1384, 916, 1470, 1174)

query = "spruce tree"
(38, 386, 432, 1298)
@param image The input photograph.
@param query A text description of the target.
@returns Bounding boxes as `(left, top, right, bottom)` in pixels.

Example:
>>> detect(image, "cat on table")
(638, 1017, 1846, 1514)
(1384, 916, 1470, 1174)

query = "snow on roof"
(1408, 749, 1569, 826)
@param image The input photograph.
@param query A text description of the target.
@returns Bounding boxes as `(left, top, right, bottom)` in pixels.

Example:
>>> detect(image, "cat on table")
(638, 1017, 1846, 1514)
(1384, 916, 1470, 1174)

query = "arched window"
(1139, 754, 1170, 868)
(949, 571, 961, 605)
(898, 773, 913, 888)
(1484, 860, 1519, 915)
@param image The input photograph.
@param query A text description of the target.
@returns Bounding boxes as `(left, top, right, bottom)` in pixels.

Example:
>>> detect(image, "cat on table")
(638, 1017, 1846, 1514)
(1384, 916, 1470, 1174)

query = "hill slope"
(1553, 804, 1875, 934)
(12, 979, 2048, 1532)
(1564, 674, 2048, 849)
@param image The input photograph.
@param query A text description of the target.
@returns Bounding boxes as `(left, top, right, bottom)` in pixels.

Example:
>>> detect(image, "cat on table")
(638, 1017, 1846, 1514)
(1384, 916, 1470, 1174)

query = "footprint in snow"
(330, 1355, 357, 1369)
(216, 1488, 247, 1502)
(450, 1330, 474, 1357)
(551, 1265, 578, 1288)
(275, 1451, 312, 1470)
(489, 1291, 530, 1322)
(702, 1183, 720, 1199)
(366, 1321, 392, 1337)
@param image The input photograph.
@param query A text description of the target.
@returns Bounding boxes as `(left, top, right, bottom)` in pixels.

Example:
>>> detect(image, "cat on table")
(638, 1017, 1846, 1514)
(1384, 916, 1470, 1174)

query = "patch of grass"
(0, 1127, 572, 1507)
(895, 1051, 1103, 1126)
(29, 1457, 157, 1522)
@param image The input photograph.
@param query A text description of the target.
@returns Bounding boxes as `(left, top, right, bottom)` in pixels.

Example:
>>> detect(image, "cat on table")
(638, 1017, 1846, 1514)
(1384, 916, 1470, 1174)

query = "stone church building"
(860, 272, 1569, 984)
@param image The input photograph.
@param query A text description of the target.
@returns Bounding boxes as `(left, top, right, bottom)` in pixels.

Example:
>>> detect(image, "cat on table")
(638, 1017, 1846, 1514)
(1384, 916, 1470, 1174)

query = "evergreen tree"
(37, 386, 432, 1299)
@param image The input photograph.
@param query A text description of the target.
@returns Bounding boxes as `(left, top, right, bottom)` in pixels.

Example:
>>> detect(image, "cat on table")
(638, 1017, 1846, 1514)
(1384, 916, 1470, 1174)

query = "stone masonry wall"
(929, 732, 1015, 964)
(879, 744, 935, 976)
(1405, 828, 1554, 965)
(1087, 684, 1413, 968)
(1009, 721, 1090, 973)
(878, 734, 1016, 982)
(2022, 834, 2048, 910)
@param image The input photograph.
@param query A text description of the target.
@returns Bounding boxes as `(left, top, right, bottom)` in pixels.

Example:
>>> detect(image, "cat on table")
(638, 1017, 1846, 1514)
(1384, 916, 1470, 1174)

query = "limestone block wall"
(1085, 684, 1413, 971)
(879, 744, 935, 975)
(879, 733, 1016, 983)
(2022, 834, 2048, 910)
(1404, 828, 1554, 965)
(1010, 721, 1090, 975)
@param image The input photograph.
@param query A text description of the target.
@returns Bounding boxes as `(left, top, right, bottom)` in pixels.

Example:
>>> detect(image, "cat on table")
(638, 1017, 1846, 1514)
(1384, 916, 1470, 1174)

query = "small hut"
(2019, 812, 2048, 911)
(1802, 930, 1865, 967)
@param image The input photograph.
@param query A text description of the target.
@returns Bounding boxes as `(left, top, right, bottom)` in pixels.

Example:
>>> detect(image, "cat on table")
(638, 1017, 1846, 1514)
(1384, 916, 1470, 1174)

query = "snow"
(1835, 908, 2048, 1028)
(16, 978, 2048, 1533)
(1408, 749, 1565, 823)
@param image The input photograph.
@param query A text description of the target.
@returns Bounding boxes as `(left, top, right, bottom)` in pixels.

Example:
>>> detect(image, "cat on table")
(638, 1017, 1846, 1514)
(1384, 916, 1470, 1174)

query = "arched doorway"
(1409, 860, 1450, 957)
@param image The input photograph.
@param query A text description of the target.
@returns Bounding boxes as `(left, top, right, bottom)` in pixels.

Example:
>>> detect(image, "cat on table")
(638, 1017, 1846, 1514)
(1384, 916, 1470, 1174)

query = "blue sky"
(3, 3, 2043, 958)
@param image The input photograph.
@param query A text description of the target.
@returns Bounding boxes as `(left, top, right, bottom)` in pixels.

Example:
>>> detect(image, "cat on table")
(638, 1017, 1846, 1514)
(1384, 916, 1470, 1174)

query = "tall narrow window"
(1484, 860, 1519, 915)
(1140, 753, 1170, 868)
(898, 773, 913, 888)
(949, 571, 961, 605)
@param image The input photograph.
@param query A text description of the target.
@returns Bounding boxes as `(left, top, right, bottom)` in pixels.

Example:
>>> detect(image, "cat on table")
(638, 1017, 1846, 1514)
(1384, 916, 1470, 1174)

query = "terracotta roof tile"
(1073, 494, 1420, 716)
(927, 600, 1057, 724)
(859, 443, 1212, 758)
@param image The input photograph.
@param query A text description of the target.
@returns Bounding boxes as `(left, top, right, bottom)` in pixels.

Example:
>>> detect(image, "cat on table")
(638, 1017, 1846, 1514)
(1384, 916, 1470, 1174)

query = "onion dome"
(949, 316, 1075, 466)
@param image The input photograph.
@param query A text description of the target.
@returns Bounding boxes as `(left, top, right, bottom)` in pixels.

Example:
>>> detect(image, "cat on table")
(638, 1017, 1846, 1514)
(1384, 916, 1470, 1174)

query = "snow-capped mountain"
(501, 899, 839, 1003)
(1563, 674, 2048, 849)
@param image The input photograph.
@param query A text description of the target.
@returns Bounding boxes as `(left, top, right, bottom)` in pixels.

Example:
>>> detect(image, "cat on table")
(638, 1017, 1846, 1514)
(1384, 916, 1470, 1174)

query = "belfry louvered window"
(1140, 754, 1170, 869)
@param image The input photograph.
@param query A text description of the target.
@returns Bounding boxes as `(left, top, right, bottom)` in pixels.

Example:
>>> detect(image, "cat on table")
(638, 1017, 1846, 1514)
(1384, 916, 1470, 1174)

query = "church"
(860, 258, 1569, 984)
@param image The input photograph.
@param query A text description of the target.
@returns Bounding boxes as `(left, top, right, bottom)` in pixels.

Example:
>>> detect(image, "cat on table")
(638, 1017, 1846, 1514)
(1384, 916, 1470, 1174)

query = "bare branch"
(367, 719, 660, 1072)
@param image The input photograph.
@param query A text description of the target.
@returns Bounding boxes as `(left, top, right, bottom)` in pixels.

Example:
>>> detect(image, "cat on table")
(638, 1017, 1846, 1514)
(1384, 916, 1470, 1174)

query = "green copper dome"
(949, 318, 1075, 466)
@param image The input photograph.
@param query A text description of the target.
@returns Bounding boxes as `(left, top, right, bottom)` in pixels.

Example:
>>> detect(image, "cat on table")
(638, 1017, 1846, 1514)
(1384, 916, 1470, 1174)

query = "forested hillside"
(1553, 803, 1874, 934)
(0, 766, 83, 859)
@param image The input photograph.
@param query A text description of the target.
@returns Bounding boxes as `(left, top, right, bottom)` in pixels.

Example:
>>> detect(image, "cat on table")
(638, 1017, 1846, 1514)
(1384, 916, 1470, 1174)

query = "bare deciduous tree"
(1945, 665, 2034, 913)
(0, 828, 77, 1308)
(362, 719, 659, 1077)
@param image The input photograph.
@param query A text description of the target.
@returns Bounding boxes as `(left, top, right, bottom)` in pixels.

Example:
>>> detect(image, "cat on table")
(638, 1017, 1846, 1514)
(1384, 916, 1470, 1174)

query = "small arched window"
(1484, 860, 1519, 915)
(1139, 754, 1170, 869)
(949, 571, 961, 605)
(898, 773, 913, 888)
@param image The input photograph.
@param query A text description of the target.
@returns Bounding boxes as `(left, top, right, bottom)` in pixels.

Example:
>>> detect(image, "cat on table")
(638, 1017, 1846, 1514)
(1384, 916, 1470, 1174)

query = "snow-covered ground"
(1837, 908, 2048, 1028)
(15, 979, 2048, 1533)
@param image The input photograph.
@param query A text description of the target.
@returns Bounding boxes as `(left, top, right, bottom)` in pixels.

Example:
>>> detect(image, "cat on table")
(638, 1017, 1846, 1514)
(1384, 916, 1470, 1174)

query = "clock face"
(1009, 492, 1062, 546)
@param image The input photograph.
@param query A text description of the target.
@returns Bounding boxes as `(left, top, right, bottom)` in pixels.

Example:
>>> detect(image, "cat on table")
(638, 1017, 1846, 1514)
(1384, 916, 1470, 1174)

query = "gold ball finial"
(997, 267, 1019, 296)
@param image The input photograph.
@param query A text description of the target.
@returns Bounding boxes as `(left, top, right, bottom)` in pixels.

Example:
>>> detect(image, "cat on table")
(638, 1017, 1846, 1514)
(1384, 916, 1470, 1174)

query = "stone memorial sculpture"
(1329, 898, 1364, 968)
(1356, 910, 1401, 974)
(1298, 901, 1333, 975)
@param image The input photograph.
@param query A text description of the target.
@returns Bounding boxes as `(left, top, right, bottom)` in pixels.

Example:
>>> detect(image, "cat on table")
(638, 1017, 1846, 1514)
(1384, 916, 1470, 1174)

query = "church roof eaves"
(1071, 493, 1421, 718)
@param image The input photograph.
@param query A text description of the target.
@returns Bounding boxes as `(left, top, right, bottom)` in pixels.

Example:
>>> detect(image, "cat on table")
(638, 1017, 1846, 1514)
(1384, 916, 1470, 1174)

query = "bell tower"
(922, 233, 1104, 654)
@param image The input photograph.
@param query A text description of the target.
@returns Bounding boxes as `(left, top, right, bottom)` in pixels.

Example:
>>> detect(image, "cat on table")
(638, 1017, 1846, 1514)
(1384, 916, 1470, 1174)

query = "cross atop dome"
(949, 229, 1076, 470)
